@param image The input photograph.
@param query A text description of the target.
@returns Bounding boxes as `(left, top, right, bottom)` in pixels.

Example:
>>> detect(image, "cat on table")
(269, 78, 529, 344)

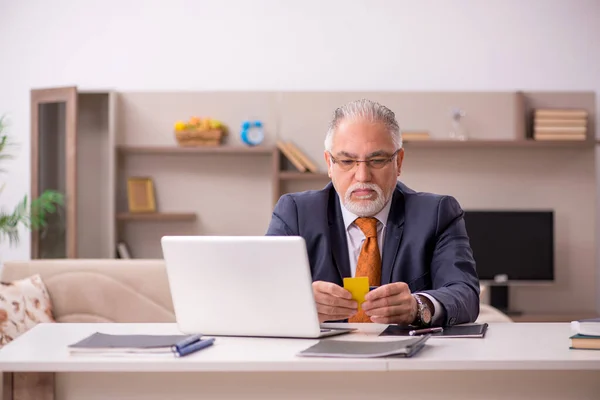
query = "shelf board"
(510, 313, 599, 323)
(116, 212, 197, 221)
(117, 145, 274, 155)
(279, 171, 330, 180)
(403, 139, 594, 148)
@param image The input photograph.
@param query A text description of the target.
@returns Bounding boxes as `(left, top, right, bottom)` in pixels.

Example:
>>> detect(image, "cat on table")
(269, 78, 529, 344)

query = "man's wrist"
(417, 294, 434, 315)
(412, 294, 434, 326)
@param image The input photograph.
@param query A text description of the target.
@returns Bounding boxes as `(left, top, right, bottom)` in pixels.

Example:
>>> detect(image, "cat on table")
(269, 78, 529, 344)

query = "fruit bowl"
(173, 117, 227, 147)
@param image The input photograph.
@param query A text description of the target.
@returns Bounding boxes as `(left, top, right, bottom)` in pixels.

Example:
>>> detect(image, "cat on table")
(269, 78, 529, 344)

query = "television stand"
(497, 308, 523, 317)
(488, 285, 522, 316)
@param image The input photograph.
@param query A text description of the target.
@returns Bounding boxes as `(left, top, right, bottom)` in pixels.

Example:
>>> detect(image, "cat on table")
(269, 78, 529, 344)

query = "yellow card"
(343, 277, 369, 309)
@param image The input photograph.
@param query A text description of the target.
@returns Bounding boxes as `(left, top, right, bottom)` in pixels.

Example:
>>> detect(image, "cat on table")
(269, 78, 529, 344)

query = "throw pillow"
(0, 274, 55, 346)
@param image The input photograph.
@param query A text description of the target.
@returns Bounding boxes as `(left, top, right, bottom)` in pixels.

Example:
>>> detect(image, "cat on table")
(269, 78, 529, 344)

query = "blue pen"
(171, 334, 203, 353)
(174, 338, 215, 358)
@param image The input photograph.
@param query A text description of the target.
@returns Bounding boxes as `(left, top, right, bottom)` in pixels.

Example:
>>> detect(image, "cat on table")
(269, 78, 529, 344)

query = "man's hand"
(361, 282, 417, 324)
(312, 281, 358, 323)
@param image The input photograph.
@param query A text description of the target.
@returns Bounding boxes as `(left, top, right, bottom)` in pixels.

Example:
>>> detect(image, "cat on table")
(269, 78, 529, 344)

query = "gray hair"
(324, 99, 402, 152)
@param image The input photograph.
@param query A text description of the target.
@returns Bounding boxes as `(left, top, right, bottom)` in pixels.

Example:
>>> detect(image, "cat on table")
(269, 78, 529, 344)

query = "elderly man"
(266, 99, 480, 327)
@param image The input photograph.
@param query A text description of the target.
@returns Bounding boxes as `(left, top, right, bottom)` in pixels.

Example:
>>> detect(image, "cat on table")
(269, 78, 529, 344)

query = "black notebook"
(379, 323, 489, 338)
(297, 335, 429, 358)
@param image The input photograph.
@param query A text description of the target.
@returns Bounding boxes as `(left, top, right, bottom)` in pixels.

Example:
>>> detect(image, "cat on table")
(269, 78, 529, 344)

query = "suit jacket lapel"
(328, 187, 351, 280)
(381, 186, 405, 285)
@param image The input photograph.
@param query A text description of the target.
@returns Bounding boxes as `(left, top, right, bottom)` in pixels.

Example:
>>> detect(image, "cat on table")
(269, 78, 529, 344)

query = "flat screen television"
(462, 210, 554, 314)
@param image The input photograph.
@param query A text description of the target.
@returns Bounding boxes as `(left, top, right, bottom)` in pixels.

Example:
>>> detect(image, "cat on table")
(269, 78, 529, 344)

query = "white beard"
(343, 182, 387, 217)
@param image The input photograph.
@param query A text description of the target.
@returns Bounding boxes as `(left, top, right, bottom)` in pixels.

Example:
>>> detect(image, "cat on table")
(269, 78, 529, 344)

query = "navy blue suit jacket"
(265, 181, 480, 326)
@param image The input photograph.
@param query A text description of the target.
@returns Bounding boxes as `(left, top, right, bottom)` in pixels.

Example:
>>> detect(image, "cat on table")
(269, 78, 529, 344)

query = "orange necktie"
(348, 217, 381, 323)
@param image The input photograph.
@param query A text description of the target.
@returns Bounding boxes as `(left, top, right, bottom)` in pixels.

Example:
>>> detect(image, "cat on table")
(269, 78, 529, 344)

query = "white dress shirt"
(338, 197, 445, 325)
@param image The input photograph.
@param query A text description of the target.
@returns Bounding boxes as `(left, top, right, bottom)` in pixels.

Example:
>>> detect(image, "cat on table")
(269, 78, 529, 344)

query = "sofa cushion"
(0, 274, 55, 346)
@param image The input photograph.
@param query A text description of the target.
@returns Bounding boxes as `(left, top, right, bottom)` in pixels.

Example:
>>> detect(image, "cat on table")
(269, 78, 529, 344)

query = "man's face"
(325, 118, 404, 217)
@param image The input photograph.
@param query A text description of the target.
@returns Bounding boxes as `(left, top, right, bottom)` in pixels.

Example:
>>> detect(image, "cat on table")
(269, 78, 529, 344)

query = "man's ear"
(324, 151, 333, 177)
(396, 148, 405, 176)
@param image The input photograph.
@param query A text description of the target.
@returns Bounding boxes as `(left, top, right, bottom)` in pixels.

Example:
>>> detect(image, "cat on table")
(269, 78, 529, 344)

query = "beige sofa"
(0, 258, 511, 325)
(0, 259, 176, 324)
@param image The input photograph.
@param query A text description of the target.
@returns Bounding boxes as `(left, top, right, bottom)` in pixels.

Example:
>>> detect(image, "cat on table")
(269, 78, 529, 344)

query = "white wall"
(1, 0, 599, 308)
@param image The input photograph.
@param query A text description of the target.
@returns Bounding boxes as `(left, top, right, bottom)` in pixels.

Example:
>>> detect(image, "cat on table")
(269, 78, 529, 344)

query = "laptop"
(160, 235, 355, 339)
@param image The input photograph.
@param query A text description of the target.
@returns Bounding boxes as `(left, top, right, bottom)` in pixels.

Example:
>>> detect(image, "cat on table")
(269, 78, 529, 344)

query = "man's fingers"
(362, 293, 411, 312)
(312, 281, 358, 320)
(314, 291, 357, 309)
(365, 282, 409, 301)
(317, 305, 356, 319)
(313, 281, 353, 299)
(316, 301, 357, 313)
(328, 285, 353, 300)
(364, 304, 410, 318)
(319, 311, 357, 323)
(318, 305, 357, 319)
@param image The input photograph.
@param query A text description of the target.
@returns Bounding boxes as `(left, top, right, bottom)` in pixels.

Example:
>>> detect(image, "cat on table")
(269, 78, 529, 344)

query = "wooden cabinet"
(30, 87, 115, 258)
(30, 87, 78, 259)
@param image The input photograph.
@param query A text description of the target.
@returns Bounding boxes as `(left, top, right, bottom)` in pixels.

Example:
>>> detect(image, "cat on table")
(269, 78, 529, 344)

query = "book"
(571, 318, 600, 337)
(534, 119, 587, 128)
(533, 109, 588, 119)
(68, 332, 215, 357)
(570, 334, 600, 350)
(116, 242, 131, 258)
(297, 335, 429, 358)
(533, 133, 587, 141)
(533, 126, 586, 134)
(276, 140, 306, 172)
(401, 131, 431, 141)
(378, 323, 488, 338)
(285, 141, 318, 173)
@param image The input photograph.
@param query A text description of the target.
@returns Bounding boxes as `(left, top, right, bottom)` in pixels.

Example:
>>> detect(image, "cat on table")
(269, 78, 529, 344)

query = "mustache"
(345, 183, 383, 199)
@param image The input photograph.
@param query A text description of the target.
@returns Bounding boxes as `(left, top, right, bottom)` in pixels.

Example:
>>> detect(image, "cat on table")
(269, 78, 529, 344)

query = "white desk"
(0, 322, 599, 400)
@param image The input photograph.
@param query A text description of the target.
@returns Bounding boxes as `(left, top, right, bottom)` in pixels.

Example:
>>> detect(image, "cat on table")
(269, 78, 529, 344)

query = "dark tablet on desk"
(379, 323, 488, 338)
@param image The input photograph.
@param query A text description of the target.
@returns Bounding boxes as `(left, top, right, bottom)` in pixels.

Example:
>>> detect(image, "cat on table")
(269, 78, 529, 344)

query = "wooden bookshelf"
(116, 145, 274, 155)
(403, 139, 595, 148)
(116, 212, 197, 222)
(29, 87, 597, 319)
(278, 171, 330, 180)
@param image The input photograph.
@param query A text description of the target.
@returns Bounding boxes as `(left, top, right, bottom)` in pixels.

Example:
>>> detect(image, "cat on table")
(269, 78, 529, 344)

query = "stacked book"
(532, 109, 588, 141)
(570, 318, 600, 350)
(401, 131, 431, 141)
(277, 140, 318, 172)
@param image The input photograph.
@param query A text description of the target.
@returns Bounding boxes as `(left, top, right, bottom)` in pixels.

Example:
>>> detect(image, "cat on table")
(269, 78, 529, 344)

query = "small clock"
(240, 120, 264, 146)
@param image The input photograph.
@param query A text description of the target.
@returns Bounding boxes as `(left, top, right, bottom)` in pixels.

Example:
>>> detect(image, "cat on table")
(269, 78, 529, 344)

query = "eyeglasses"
(329, 150, 400, 172)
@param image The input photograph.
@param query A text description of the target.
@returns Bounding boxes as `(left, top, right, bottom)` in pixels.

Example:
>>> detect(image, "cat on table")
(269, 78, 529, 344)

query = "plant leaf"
(0, 114, 65, 246)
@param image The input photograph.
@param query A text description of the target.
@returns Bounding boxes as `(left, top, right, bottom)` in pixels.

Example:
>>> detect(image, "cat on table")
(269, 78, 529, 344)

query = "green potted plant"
(0, 115, 64, 246)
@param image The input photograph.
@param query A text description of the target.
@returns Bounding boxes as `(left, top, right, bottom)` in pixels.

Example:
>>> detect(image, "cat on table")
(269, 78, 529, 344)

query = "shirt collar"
(339, 193, 393, 231)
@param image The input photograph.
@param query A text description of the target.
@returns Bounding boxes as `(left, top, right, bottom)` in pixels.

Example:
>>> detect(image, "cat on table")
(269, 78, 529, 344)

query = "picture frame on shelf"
(127, 177, 156, 213)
